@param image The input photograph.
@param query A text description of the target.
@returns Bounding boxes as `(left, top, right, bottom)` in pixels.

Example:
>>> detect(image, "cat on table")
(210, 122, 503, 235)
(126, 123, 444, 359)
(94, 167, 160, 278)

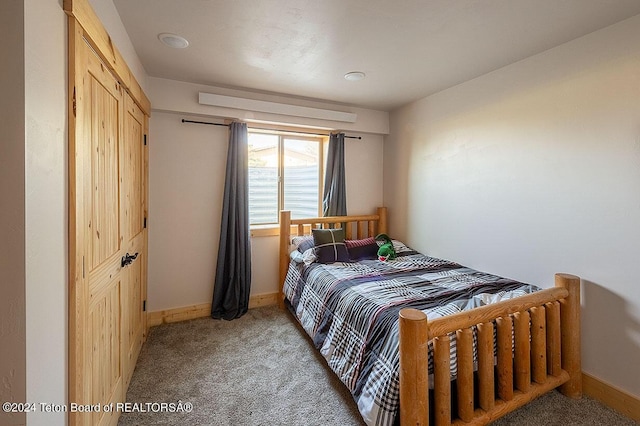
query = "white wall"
(0, 3, 72, 426)
(385, 14, 640, 397)
(0, 1, 26, 425)
(148, 112, 227, 310)
(23, 0, 68, 425)
(146, 78, 387, 312)
(148, 111, 384, 311)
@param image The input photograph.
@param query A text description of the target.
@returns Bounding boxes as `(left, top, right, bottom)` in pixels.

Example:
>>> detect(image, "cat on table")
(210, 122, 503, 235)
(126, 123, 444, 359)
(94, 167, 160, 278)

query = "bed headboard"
(278, 207, 387, 307)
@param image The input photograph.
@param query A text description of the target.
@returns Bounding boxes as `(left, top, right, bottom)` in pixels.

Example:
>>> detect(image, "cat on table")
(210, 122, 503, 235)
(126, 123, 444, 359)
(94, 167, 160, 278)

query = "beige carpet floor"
(118, 305, 637, 426)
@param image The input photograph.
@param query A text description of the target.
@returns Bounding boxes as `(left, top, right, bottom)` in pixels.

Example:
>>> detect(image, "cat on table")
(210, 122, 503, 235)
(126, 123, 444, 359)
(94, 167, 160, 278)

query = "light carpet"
(119, 305, 637, 426)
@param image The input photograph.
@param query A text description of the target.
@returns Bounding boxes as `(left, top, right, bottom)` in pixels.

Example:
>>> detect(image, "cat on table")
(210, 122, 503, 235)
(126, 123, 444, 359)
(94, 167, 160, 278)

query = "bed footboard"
(399, 273, 581, 425)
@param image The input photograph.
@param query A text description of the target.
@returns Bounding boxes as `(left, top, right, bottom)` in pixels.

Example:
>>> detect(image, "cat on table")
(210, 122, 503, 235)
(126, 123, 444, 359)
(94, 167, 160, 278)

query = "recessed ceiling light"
(344, 71, 366, 81)
(158, 33, 189, 49)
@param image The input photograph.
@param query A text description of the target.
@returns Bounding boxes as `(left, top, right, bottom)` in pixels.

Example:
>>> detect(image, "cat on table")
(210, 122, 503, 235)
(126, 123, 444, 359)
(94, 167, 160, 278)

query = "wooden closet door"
(122, 93, 146, 388)
(67, 4, 150, 425)
(82, 40, 126, 426)
(70, 33, 148, 426)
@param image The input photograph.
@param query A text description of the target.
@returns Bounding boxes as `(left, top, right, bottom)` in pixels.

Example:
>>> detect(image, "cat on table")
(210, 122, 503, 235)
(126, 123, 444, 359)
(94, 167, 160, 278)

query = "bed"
(278, 207, 581, 426)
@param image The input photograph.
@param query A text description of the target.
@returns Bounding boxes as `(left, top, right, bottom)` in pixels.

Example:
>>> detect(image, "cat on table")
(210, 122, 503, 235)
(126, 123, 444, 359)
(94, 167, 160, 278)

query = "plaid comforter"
(283, 245, 539, 426)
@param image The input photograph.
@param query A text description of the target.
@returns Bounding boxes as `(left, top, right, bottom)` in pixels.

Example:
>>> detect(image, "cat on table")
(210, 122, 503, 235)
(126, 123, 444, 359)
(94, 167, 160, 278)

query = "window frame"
(248, 128, 326, 232)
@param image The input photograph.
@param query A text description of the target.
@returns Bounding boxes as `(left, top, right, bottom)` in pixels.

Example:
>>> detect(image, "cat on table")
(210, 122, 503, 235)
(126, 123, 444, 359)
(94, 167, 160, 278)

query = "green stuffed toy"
(375, 233, 396, 261)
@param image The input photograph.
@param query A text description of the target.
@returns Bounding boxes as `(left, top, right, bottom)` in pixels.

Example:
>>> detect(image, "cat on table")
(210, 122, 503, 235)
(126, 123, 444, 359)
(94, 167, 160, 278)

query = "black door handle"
(121, 252, 139, 268)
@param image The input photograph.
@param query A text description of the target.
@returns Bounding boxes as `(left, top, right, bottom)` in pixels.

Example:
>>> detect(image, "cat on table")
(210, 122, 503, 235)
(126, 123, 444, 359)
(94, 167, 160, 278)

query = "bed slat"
(456, 328, 474, 422)
(531, 306, 547, 384)
(368, 220, 374, 237)
(434, 335, 452, 426)
(477, 322, 495, 411)
(514, 311, 531, 393)
(546, 301, 562, 377)
(450, 371, 570, 426)
(496, 316, 514, 402)
(345, 223, 353, 239)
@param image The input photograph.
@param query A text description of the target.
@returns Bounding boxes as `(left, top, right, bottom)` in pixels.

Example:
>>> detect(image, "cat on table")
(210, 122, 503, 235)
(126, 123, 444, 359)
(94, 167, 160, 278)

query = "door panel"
(124, 250, 143, 386)
(86, 37, 123, 276)
(124, 95, 145, 238)
(84, 40, 124, 426)
(89, 75, 121, 269)
(89, 278, 122, 426)
(122, 94, 145, 385)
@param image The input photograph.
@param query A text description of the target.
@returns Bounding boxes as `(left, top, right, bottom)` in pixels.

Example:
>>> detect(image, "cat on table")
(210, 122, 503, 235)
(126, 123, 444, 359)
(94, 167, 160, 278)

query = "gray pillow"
(312, 228, 350, 263)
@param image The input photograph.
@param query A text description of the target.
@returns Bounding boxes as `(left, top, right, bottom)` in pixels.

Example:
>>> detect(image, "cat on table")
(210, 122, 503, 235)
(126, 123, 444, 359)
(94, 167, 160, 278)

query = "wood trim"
(250, 226, 280, 237)
(248, 292, 279, 309)
(583, 373, 640, 422)
(147, 293, 280, 327)
(67, 17, 86, 421)
(147, 303, 212, 327)
(288, 212, 384, 226)
(63, 0, 151, 115)
(142, 117, 150, 338)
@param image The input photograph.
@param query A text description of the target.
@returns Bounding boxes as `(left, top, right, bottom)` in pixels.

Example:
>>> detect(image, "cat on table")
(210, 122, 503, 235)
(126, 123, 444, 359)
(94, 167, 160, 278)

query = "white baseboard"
(146, 292, 280, 327)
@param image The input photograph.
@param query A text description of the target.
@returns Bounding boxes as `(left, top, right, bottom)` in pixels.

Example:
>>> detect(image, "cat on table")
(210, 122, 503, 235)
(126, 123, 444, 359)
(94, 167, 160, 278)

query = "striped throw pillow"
(345, 237, 379, 261)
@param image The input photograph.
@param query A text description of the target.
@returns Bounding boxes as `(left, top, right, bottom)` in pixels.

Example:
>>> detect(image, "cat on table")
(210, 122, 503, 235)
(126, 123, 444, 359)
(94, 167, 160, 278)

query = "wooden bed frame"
(278, 207, 581, 425)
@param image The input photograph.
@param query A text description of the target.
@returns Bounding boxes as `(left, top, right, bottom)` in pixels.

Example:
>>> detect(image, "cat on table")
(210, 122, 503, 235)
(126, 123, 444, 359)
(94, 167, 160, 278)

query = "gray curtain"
(211, 121, 252, 320)
(322, 133, 347, 216)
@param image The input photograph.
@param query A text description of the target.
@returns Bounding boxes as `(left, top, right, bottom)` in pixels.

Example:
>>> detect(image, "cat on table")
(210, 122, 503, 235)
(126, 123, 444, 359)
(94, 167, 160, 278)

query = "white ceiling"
(113, 0, 640, 111)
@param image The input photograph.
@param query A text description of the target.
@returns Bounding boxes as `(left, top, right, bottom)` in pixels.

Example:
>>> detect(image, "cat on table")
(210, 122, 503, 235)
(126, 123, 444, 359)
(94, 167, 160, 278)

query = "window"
(248, 130, 325, 226)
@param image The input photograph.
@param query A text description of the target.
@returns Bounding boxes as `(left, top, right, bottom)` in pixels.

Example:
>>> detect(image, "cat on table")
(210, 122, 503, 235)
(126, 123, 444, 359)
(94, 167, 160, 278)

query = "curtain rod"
(181, 119, 362, 139)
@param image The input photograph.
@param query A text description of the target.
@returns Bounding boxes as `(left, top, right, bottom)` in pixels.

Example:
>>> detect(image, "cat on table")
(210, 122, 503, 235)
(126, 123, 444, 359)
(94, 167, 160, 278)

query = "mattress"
(283, 243, 539, 426)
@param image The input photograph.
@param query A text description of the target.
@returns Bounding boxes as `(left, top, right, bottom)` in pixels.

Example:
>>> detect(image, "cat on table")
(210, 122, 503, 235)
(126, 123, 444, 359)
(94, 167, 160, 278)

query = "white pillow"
(289, 247, 317, 266)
